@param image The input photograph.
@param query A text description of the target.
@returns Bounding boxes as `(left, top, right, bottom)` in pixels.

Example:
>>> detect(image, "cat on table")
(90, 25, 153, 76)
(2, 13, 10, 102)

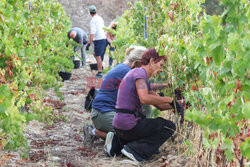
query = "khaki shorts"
(91, 108, 115, 132)
(91, 105, 152, 132)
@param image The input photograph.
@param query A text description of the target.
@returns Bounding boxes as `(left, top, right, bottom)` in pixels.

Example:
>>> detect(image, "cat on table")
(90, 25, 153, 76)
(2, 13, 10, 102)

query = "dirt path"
(1, 54, 186, 167)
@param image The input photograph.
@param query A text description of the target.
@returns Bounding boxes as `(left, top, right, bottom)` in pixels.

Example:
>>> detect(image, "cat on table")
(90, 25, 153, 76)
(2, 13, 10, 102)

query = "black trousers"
(114, 117, 176, 160)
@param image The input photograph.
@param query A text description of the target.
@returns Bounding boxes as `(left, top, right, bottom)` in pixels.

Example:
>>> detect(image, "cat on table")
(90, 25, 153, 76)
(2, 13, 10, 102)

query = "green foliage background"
(0, 0, 73, 149)
(113, 0, 249, 162)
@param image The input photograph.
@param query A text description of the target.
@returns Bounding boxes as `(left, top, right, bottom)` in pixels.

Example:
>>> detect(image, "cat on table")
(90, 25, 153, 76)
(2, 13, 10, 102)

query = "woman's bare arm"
(136, 79, 172, 105)
(150, 83, 169, 90)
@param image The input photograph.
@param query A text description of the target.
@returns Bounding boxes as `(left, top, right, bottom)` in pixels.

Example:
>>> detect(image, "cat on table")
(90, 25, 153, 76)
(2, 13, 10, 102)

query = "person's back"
(92, 46, 148, 113)
(68, 27, 88, 45)
(113, 67, 150, 130)
(92, 63, 131, 112)
(90, 15, 106, 41)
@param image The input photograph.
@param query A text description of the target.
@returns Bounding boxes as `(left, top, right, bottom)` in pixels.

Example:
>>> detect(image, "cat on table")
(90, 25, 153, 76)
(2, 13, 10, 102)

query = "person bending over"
(68, 27, 88, 66)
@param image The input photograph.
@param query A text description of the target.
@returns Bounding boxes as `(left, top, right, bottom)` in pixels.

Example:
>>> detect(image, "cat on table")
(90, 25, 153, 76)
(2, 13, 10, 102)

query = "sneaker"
(121, 145, 145, 162)
(83, 125, 98, 144)
(96, 72, 103, 78)
(104, 132, 115, 157)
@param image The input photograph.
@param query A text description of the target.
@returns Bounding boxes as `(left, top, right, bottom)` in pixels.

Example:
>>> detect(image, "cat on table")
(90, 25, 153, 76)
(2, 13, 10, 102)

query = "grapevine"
(0, 0, 73, 149)
(114, 0, 249, 165)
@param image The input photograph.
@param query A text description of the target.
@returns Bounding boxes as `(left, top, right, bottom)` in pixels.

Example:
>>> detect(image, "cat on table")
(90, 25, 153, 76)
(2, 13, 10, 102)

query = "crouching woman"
(104, 48, 176, 162)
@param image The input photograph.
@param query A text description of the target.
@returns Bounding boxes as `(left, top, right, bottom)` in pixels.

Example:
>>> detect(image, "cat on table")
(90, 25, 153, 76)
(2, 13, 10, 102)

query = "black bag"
(73, 60, 81, 69)
(84, 87, 98, 111)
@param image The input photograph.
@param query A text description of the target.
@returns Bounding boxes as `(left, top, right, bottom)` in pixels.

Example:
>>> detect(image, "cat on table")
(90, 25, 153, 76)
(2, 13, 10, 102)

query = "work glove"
(86, 43, 91, 51)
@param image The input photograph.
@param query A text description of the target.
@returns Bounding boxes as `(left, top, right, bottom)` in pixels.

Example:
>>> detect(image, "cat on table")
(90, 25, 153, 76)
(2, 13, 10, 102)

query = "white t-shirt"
(90, 14, 106, 41)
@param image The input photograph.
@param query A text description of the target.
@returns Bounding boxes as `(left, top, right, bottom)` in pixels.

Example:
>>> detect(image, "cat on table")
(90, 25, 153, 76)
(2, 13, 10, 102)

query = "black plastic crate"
(89, 63, 98, 70)
(58, 71, 72, 82)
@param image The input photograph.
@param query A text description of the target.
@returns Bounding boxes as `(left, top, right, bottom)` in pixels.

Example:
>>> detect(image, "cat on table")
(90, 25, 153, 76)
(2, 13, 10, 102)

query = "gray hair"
(124, 45, 147, 66)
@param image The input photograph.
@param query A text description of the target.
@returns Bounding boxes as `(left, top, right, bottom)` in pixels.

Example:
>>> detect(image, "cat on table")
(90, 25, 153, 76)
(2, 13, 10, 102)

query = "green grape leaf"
(240, 138, 250, 159)
(203, 137, 211, 149)
(211, 137, 220, 149)
(224, 149, 235, 162)
(242, 102, 250, 119)
(211, 44, 224, 66)
(221, 138, 235, 151)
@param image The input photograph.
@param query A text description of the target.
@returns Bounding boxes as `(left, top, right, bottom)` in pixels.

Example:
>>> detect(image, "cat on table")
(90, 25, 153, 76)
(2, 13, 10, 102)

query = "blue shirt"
(92, 63, 131, 112)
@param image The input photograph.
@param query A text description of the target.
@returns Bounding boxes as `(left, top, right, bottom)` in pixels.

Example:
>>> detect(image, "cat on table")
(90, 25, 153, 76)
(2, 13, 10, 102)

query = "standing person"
(86, 5, 107, 78)
(104, 48, 184, 162)
(68, 27, 88, 67)
(83, 46, 149, 143)
(105, 22, 117, 67)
